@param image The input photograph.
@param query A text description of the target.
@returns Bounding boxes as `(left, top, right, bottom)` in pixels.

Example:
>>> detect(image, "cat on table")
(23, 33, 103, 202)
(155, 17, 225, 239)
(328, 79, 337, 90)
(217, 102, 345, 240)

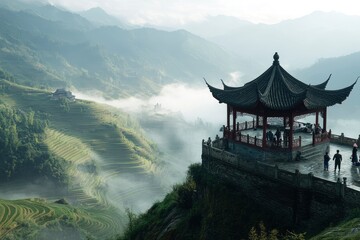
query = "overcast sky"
(43, 0, 360, 26)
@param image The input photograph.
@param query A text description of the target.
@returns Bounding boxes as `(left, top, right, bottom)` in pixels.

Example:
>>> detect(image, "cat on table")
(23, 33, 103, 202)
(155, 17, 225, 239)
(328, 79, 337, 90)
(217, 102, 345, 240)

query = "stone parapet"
(202, 143, 349, 200)
(330, 133, 360, 147)
(201, 144, 351, 226)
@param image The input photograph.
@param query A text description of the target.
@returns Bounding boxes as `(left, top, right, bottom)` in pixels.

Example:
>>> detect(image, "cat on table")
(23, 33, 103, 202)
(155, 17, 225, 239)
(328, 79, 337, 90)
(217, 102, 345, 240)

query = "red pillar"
(227, 105, 230, 129)
(256, 115, 259, 128)
(315, 111, 319, 126)
(262, 116, 267, 147)
(323, 108, 327, 131)
(289, 114, 294, 149)
(232, 109, 236, 139)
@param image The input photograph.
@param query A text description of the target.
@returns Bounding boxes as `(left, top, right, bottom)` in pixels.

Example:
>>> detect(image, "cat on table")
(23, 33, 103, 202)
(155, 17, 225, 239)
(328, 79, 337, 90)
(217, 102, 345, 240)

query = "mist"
(37, 225, 87, 240)
(75, 83, 226, 124)
(0, 179, 67, 200)
(74, 82, 226, 212)
(73, 78, 360, 213)
(26, 0, 360, 26)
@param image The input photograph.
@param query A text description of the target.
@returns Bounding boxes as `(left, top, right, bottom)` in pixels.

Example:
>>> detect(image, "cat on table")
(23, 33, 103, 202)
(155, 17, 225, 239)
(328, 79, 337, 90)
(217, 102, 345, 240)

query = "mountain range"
(2, 1, 360, 239)
(183, 11, 360, 70)
(79, 7, 131, 29)
(0, 2, 243, 98)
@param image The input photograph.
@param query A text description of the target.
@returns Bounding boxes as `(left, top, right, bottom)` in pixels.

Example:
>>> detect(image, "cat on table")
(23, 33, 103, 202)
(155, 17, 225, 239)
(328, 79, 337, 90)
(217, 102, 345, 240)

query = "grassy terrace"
(0, 79, 163, 237)
(0, 198, 122, 239)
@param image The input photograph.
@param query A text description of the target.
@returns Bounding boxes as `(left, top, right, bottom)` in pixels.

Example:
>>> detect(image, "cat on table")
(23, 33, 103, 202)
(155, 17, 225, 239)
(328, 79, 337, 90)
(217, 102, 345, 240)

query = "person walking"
(333, 150, 342, 172)
(324, 152, 330, 171)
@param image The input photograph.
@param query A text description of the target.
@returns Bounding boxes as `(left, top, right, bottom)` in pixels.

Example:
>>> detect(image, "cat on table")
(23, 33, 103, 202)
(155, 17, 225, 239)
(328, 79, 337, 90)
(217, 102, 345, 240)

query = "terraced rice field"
(0, 198, 123, 239)
(0, 80, 166, 238)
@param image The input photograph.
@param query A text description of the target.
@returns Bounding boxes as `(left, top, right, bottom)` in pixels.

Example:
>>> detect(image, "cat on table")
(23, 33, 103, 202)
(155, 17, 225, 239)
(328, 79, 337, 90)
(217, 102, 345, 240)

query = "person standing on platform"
(275, 128, 281, 146)
(352, 143, 358, 165)
(324, 152, 330, 171)
(333, 150, 342, 172)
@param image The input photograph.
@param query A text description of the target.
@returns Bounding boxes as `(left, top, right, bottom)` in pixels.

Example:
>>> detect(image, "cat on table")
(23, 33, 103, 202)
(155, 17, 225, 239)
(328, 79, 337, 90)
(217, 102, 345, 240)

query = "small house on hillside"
(51, 88, 75, 101)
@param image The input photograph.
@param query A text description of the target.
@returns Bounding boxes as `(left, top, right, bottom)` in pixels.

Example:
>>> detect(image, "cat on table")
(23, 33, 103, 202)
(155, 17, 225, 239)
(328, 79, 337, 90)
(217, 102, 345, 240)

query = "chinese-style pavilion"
(206, 52, 356, 160)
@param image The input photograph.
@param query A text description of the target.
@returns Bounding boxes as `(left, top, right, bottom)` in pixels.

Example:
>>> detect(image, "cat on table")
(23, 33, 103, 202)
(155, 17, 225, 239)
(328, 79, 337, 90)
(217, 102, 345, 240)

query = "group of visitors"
(303, 123, 323, 134)
(323, 150, 342, 172)
(266, 128, 282, 146)
(323, 143, 360, 172)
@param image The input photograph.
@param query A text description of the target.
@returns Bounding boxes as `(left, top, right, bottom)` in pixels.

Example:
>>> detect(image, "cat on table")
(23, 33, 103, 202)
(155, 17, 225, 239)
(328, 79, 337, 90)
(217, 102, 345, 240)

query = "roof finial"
(273, 52, 279, 65)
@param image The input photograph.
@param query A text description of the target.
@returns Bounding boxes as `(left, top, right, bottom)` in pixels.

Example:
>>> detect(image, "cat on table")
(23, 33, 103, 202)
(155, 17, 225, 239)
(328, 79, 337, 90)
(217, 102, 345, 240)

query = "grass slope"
(309, 213, 360, 240)
(0, 79, 163, 238)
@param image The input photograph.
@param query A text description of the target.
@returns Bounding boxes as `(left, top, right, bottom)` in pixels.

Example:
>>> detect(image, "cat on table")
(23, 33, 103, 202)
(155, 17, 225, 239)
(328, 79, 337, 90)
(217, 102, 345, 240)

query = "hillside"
(294, 51, 360, 124)
(119, 164, 360, 240)
(0, 103, 67, 185)
(0, 5, 242, 98)
(295, 51, 360, 89)
(119, 164, 307, 240)
(0, 198, 121, 239)
(0, 79, 164, 238)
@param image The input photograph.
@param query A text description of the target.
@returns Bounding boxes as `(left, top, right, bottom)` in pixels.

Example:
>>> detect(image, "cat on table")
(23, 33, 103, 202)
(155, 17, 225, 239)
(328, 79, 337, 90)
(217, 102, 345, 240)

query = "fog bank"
(74, 83, 224, 212)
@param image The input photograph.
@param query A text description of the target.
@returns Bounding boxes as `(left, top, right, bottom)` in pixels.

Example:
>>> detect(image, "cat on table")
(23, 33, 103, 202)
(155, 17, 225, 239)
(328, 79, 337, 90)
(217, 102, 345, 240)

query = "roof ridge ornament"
(273, 52, 279, 65)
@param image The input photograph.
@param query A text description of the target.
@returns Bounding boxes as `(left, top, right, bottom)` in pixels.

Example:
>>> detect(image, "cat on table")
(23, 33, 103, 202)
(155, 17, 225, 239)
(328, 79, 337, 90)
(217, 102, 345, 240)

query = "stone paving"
(279, 143, 360, 190)
(235, 128, 360, 190)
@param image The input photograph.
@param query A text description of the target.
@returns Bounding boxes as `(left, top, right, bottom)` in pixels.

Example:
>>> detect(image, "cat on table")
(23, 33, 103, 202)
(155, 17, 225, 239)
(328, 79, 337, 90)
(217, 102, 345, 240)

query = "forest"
(0, 104, 68, 185)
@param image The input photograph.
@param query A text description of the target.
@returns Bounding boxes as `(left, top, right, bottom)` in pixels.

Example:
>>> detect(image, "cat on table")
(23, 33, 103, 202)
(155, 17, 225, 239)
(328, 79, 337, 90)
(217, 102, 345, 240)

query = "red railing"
(223, 122, 309, 150)
(313, 131, 330, 145)
(224, 129, 303, 150)
(239, 120, 254, 130)
(224, 121, 256, 139)
(293, 136, 302, 148)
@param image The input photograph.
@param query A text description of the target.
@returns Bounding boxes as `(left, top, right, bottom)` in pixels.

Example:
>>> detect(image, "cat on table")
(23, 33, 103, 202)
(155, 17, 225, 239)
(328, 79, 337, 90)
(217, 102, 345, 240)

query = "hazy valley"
(1, 0, 360, 239)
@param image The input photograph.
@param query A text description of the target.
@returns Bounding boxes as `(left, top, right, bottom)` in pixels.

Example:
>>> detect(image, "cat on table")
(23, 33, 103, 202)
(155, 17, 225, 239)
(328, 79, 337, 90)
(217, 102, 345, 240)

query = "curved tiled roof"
(207, 52, 356, 111)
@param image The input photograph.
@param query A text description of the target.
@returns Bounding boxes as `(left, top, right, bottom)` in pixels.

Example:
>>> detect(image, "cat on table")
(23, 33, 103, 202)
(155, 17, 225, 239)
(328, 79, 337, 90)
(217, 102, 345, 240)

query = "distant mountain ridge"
(0, 4, 243, 98)
(183, 11, 360, 70)
(182, 15, 252, 39)
(294, 51, 360, 120)
(27, 4, 94, 31)
(79, 7, 130, 29)
(0, 0, 43, 11)
(2, 1, 360, 100)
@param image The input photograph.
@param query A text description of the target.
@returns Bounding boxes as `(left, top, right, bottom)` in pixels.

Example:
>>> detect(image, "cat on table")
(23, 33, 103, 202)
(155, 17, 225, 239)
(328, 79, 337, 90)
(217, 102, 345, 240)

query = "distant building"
(51, 88, 75, 101)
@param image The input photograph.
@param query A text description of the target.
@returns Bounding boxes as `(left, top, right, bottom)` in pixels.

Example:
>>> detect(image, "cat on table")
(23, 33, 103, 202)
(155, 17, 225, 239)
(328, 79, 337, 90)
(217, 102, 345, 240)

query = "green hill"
(0, 198, 122, 239)
(119, 164, 307, 240)
(0, 79, 163, 238)
(119, 164, 360, 240)
(0, 5, 241, 98)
